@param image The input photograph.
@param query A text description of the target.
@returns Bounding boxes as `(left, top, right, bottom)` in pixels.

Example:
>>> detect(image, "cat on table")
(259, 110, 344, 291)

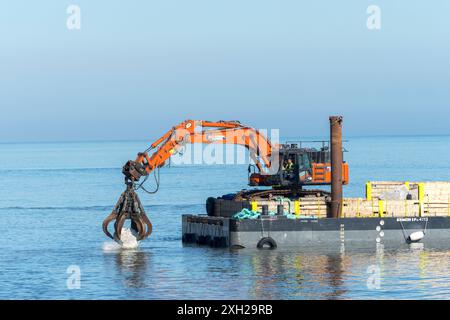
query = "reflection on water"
(324, 255, 346, 299)
(248, 247, 350, 300)
(232, 243, 450, 300)
(114, 249, 149, 289)
(95, 243, 450, 299)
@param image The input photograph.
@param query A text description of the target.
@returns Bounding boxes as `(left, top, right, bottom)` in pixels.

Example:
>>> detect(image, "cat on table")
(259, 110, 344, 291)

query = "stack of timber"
(252, 197, 328, 218)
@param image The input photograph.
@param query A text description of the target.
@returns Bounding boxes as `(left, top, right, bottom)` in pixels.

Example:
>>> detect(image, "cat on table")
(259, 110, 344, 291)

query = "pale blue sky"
(0, 1, 449, 142)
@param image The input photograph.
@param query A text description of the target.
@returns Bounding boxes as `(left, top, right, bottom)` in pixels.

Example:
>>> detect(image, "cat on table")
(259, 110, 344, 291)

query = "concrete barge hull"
(182, 215, 450, 249)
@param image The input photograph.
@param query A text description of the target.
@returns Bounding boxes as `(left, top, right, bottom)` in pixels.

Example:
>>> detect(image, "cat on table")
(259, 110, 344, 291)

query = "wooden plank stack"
(253, 197, 328, 218)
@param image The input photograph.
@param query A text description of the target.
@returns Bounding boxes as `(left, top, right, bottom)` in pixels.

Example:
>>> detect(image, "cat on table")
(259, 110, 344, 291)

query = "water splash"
(102, 228, 140, 251)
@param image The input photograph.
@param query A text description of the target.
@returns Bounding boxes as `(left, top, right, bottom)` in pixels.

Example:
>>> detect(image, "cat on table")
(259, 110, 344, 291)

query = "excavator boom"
(122, 120, 273, 183)
(103, 120, 274, 243)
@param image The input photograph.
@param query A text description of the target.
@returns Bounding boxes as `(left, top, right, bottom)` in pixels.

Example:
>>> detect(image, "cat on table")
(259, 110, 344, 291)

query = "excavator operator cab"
(280, 145, 314, 183)
(248, 141, 349, 188)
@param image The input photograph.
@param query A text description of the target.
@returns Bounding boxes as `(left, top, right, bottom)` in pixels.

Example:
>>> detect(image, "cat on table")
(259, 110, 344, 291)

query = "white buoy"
(407, 231, 425, 243)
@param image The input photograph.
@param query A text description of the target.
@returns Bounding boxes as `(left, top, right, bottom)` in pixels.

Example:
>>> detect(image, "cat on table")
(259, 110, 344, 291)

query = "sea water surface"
(1, 136, 450, 299)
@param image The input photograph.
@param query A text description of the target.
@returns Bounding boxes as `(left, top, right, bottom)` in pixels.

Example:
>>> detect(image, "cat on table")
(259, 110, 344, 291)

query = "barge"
(182, 116, 450, 249)
(182, 181, 450, 249)
(182, 215, 450, 249)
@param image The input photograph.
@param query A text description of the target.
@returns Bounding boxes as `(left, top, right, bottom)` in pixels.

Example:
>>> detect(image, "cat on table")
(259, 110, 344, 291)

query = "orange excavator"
(102, 120, 349, 242)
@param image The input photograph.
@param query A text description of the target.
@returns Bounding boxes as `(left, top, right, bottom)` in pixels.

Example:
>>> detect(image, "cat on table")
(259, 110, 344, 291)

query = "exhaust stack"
(329, 116, 343, 218)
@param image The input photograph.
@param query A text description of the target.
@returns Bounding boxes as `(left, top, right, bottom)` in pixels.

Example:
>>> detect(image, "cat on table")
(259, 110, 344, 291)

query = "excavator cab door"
(279, 151, 313, 186)
(297, 152, 312, 182)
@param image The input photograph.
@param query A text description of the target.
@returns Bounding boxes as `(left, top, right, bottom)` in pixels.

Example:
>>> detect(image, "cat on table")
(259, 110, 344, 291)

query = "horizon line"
(1, 133, 450, 145)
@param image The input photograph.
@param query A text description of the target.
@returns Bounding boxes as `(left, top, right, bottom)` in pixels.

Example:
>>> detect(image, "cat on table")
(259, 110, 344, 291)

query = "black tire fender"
(256, 237, 277, 250)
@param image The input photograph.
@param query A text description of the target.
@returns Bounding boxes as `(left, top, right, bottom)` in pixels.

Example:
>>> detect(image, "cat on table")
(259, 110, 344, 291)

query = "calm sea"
(1, 136, 450, 299)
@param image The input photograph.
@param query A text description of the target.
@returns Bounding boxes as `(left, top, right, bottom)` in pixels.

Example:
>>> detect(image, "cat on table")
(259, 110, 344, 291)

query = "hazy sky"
(0, 1, 449, 142)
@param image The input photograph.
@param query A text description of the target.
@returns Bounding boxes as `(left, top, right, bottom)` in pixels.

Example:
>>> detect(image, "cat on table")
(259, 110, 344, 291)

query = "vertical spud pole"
(329, 116, 343, 218)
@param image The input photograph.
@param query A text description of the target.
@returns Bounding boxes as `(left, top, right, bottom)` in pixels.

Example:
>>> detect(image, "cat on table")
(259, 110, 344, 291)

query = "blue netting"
(232, 208, 317, 220)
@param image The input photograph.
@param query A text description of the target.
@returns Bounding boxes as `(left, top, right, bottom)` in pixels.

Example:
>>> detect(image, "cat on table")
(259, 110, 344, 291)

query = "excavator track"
(206, 188, 331, 218)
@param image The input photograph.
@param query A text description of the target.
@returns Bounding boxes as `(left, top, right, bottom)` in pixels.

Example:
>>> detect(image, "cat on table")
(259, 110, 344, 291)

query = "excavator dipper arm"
(122, 120, 272, 183)
(103, 120, 273, 243)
